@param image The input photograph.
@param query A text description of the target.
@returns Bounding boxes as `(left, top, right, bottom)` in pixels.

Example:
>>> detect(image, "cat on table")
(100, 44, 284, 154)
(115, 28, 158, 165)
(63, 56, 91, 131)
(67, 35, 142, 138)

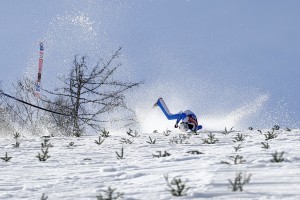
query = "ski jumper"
(154, 98, 202, 132)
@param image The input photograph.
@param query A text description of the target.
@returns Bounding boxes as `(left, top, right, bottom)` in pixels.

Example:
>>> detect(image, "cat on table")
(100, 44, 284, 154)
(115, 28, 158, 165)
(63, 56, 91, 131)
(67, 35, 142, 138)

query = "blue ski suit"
(154, 98, 202, 132)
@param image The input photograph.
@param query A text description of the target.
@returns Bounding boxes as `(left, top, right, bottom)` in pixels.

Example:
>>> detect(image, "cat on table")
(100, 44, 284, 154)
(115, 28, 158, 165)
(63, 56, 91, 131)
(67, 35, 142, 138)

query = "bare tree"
(3, 77, 50, 135)
(45, 47, 142, 136)
(0, 105, 14, 134)
(0, 84, 15, 134)
(44, 96, 73, 136)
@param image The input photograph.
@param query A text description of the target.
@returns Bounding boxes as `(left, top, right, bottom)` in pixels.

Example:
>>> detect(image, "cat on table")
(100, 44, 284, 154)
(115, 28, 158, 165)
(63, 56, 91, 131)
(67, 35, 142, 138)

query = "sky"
(0, 0, 299, 130)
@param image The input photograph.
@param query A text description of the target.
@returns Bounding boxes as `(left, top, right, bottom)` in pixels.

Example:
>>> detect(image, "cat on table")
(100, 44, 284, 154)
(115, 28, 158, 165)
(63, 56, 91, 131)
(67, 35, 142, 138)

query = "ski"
(35, 42, 44, 98)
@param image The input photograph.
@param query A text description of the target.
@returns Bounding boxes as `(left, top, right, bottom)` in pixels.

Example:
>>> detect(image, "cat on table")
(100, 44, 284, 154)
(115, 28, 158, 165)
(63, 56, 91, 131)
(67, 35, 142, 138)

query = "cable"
(0, 90, 70, 116)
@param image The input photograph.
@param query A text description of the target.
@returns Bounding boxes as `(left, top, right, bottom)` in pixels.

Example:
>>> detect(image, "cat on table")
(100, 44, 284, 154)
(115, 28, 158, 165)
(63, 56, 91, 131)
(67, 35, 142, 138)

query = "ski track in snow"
(0, 129, 300, 199)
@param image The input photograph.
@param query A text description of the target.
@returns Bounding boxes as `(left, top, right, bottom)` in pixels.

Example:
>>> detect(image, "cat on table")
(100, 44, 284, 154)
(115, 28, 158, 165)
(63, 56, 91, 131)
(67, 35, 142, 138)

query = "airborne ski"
(35, 42, 44, 98)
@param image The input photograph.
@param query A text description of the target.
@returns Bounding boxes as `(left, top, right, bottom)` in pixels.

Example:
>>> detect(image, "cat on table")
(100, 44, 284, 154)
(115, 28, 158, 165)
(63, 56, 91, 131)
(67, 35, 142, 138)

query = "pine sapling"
(95, 136, 105, 145)
(100, 129, 110, 138)
(232, 133, 246, 142)
(1, 152, 12, 162)
(222, 155, 246, 165)
(222, 126, 235, 135)
(202, 132, 219, 144)
(285, 127, 291, 131)
(229, 155, 246, 164)
(120, 138, 133, 144)
(12, 141, 20, 148)
(169, 135, 189, 144)
(12, 132, 21, 148)
(273, 125, 280, 130)
(264, 129, 278, 140)
(126, 128, 133, 136)
(116, 147, 125, 160)
(126, 128, 140, 137)
(163, 129, 171, 136)
(96, 186, 124, 200)
(13, 132, 20, 140)
(153, 150, 171, 158)
(187, 150, 204, 155)
(152, 151, 171, 158)
(270, 151, 284, 163)
(67, 142, 75, 147)
(164, 174, 190, 196)
(146, 136, 156, 144)
(228, 172, 251, 192)
(37, 146, 50, 161)
(220, 160, 231, 165)
(261, 142, 270, 149)
(41, 193, 48, 200)
(234, 144, 243, 152)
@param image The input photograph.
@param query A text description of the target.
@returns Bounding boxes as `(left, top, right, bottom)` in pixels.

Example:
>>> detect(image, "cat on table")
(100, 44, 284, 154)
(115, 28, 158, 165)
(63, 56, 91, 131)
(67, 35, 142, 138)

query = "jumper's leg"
(154, 98, 180, 120)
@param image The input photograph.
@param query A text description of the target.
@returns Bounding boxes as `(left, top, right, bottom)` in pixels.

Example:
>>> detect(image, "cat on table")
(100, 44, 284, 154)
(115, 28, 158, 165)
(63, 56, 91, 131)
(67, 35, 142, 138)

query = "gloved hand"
(175, 123, 178, 128)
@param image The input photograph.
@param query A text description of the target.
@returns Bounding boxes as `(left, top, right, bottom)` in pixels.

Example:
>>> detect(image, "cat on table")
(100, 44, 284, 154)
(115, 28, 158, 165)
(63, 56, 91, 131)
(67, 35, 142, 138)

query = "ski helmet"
(179, 122, 189, 132)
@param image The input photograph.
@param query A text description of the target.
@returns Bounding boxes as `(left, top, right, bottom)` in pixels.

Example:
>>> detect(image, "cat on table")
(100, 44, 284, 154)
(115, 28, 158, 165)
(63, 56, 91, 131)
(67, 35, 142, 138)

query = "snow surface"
(1, 129, 300, 199)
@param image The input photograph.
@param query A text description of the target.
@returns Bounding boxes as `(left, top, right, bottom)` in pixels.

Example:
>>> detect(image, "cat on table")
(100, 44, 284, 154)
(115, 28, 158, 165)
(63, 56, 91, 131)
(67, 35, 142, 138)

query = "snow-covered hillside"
(1, 128, 300, 199)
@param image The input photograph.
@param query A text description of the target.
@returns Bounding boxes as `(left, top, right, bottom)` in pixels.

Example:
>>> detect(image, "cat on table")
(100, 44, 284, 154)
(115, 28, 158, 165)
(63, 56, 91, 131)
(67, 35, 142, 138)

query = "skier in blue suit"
(153, 97, 202, 132)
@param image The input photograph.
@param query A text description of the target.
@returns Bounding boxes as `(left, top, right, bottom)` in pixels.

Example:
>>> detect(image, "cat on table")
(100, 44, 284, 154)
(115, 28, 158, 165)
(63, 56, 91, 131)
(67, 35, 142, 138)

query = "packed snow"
(1, 128, 300, 199)
(1, 1, 299, 200)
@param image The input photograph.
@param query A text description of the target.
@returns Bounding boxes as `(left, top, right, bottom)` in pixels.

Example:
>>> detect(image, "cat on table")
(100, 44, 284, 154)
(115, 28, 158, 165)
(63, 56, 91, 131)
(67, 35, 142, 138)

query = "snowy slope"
(0, 129, 300, 200)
